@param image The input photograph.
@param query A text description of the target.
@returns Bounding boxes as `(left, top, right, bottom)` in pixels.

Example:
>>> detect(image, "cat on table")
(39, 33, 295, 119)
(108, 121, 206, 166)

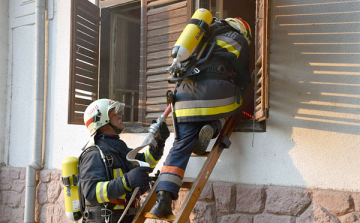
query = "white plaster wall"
(186, 0, 360, 192)
(44, 0, 87, 169)
(6, 0, 36, 167)
(0, 0, 9, 164)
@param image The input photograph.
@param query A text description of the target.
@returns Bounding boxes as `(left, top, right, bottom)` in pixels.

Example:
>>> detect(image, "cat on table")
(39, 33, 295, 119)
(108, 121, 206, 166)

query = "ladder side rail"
(174, 115, 239, 223)
(132, 180, 159, 222)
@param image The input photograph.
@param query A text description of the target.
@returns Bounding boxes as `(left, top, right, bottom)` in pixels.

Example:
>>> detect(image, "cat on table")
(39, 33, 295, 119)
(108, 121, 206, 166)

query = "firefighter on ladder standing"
(150, 14, 252, 218)
(79, 99, 169, 223)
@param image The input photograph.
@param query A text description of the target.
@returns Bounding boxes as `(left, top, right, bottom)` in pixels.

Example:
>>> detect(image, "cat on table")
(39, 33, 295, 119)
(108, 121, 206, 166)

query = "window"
(68, 0, 270, 132)
(99, 2, 141, 123)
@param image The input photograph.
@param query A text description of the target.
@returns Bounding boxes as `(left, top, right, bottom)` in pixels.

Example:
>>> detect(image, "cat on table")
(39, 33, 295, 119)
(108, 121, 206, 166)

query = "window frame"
(68, 0, 270, 132)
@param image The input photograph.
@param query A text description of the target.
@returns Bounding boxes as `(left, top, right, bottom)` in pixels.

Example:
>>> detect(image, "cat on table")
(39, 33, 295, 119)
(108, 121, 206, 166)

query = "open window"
(68, 0, 141, 125)
(194, 0, 270, 131)
(68, 0, 270, 132)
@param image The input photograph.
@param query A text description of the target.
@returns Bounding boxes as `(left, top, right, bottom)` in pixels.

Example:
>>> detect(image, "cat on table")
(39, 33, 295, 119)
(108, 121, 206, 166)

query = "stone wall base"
(1, 167, 360, 223)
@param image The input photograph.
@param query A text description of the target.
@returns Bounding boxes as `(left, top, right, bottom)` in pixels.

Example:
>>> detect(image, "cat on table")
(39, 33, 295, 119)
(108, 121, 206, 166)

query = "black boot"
(149, 191, 174, 219)
(193, 118, 226, 155)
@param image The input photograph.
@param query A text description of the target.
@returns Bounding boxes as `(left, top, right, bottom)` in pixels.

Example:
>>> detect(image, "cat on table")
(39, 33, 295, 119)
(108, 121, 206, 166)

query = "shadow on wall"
(272, 0, 360, 136)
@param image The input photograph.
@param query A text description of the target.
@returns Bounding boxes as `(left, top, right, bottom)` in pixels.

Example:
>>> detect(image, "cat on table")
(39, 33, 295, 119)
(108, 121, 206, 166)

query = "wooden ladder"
(132, 114, 239, 223)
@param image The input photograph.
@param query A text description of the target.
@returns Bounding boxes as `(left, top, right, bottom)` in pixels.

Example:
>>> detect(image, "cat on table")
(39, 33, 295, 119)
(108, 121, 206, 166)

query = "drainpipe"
(24, 0, 46, 222)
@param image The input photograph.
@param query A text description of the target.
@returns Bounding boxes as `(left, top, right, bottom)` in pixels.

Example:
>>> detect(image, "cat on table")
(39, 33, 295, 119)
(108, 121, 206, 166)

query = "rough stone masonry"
(1, 166, 360, 223)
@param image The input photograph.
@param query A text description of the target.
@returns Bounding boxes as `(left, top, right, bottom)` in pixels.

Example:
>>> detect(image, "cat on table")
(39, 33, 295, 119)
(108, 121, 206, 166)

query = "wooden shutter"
(254, 0, 270, 121)
(68, 0, 100, 124)
(139, 0, 191, 125)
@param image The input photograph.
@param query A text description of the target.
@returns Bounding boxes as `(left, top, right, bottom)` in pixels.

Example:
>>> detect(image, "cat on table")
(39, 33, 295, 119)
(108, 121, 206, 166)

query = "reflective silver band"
(215, 35, 242, 52)
(175, 96, 237, 110)
(99, 182, 106, 203)
(159, 174, 183, 187)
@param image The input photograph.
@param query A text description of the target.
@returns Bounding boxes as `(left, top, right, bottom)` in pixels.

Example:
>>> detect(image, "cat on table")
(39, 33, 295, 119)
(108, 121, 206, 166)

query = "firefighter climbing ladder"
(132, 114, 240, 223)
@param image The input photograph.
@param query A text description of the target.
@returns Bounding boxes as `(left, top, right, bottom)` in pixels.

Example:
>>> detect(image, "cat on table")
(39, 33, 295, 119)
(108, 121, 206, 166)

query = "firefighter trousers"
(156, 120, 221, 200)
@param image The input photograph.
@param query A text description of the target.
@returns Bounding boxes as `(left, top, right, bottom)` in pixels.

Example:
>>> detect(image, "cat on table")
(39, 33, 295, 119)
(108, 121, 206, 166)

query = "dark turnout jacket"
(79, 133, 162, 208)
(174, 22, 251, 123)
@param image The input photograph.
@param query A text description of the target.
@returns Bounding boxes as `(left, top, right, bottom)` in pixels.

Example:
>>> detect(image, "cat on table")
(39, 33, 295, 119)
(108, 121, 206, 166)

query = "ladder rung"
(144, 212, 176, 222)
(190, 151, 210, 157)
(181, 181, 194, 188)
(182, 177, 195, 188)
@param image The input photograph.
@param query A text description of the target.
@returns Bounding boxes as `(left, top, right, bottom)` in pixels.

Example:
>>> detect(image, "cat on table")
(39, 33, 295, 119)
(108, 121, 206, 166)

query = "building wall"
(3, 0, 360, 199)
(5, 0, 36, 167)
(0, 0, 9, 165)
(1, 0, 360, 222)
(3, 166, 360, 223)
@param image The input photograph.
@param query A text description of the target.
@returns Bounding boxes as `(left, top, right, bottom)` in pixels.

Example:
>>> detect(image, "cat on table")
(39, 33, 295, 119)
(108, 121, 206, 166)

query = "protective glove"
(122, 167, 152, 192)
(156, 121, 170, 143)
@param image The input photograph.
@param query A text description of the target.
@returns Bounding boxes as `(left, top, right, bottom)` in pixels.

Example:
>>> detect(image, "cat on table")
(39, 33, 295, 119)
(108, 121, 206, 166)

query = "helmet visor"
(109, 100, 125, 114)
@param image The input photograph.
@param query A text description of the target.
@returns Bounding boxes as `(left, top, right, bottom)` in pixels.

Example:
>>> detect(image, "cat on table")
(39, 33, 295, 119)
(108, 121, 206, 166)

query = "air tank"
(167, 8, 213, 74)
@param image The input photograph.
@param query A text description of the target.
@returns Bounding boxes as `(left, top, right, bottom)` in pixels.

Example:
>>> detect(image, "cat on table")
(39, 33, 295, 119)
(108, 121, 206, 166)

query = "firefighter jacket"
(79, 133, 162, 210)
(174, 25, 250, 123)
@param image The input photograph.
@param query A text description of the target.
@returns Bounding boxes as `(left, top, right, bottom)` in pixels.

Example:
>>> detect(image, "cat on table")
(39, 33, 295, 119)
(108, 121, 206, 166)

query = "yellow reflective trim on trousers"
(144, 149, 158, 168)
(96, 181, 110, 203)
(175, 100, 242, 117)
(216, 39, 240, 59)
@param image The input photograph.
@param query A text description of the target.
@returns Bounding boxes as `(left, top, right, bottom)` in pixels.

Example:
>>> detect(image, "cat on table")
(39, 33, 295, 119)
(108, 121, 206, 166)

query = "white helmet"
(225, 17, 252, 46)
(84, 99, 125, 136)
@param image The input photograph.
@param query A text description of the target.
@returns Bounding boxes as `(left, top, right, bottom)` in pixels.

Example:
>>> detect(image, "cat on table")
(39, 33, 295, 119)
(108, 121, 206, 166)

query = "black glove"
(156, 121, 170, 143)
(123, 167, 152, 192)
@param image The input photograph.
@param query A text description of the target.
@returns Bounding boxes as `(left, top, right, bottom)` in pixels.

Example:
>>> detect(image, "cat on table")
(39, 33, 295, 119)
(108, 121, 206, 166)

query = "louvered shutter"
(68, 0, 100, 124)
(254, 0, 270, 121)
(139, 0, 191, 125)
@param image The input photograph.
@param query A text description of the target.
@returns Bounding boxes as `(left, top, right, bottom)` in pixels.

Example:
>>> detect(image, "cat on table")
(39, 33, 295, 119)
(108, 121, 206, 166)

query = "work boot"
(193, 119, 226, 155)
(149, 191, 174, 219)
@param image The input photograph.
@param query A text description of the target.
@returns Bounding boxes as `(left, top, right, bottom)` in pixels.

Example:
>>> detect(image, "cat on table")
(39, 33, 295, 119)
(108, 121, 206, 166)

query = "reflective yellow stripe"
(175, 100, 242, 117)
(113, 204, 125, 210)
(216, 39, 240, 58)
(113, 168, 125, 178)
(122, 177, 132, 192)
(144, 149, 158, 168)
(119, 168, 124, 177)
(114, 168, 129, 198)
(96, 181, 110, 203)
(118, 169, 126, 199)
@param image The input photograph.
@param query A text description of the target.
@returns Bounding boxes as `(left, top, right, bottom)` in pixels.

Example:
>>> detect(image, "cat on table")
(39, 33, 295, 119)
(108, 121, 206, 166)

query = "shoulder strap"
(78, 143, 114, 213)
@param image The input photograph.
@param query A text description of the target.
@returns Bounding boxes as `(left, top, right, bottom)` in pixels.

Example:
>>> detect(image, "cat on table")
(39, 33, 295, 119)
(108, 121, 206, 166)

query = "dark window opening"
(99, 2, 141, 123)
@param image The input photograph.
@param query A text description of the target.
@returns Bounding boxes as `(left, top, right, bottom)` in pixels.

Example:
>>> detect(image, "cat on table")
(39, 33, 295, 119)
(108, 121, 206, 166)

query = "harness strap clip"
(191, 67, 200, 75)
(61, 174, 78, 187)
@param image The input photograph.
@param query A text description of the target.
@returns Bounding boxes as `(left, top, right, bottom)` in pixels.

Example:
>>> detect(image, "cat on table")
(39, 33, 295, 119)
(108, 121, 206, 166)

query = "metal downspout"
(24, 0, 46, 222)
